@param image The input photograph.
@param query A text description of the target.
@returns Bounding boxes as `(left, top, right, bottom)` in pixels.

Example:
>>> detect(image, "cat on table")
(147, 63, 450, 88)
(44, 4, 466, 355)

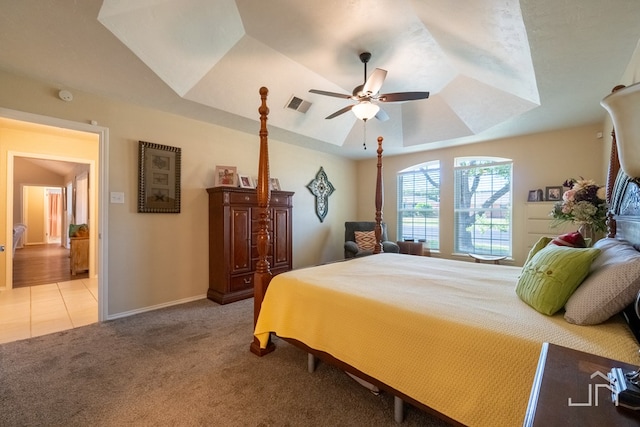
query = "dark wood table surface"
(524, 342, 640, 426)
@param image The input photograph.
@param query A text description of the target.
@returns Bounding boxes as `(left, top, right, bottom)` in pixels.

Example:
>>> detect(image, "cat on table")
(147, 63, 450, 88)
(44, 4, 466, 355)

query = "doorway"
(13, 182, 90, 288)
(0, 108, 108, 322)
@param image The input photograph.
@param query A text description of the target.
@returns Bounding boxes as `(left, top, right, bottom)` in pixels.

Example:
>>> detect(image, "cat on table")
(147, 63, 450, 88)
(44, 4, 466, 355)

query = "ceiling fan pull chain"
(363, 119, 367, 150)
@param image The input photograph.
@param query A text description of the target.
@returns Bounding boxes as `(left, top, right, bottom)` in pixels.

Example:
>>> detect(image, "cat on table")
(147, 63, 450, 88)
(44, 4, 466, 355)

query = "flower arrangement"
(550, 178, 608, 232)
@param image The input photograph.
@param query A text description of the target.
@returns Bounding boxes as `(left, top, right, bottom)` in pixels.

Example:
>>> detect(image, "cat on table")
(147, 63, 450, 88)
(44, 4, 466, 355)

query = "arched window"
(454, 157, 512, 256)
(397, 161, 440, 250)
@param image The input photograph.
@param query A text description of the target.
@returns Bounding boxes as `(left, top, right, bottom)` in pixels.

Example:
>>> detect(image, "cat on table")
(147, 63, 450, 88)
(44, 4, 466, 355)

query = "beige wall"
(13, 156, 65, 225)
(24, 186, 45, 244)
(355, 124, 605, 265)
(0, 70, 355, 316)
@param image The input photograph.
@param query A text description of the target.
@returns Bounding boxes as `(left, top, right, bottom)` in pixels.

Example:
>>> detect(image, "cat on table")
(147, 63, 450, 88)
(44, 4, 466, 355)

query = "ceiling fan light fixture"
(352, 101, 379, 121)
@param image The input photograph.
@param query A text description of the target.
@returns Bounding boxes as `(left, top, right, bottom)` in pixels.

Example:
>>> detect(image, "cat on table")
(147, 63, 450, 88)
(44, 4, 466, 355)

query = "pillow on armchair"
(344, 221, 399, 258)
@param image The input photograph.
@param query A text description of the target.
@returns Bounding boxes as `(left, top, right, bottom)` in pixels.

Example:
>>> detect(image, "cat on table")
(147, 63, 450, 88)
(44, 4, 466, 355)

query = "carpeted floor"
(0, 298, 449, 426)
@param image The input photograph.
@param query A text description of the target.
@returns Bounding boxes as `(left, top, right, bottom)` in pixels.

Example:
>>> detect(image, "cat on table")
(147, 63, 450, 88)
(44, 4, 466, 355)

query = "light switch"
(110, 192, 125, 204)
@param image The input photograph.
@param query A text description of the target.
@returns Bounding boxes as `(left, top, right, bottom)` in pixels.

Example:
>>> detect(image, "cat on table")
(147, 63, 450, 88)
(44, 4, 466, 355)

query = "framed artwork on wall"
(137, 140, 181, 213)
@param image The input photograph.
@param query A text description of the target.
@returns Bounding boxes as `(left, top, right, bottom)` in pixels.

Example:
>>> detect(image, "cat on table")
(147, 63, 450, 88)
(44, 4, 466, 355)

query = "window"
(397, 161, 440, 250)
(454, 157, 512, 256)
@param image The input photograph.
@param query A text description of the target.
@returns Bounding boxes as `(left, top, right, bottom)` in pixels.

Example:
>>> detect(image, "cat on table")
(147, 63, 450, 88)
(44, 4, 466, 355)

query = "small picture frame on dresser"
(214, 165, 237, 187)
(238, 174, 253, 188)
(270, 178, 281, 191)
(527, 190, 539, 202)
(545, 186, 563, 201)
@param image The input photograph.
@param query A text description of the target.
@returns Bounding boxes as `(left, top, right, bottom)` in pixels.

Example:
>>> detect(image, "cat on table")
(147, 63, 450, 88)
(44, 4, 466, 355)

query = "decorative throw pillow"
(524, 236, 553, 266)
(354, 230, 376, 251)
(564, 239, 640, 325)
(516, 246, 601, 315)
(549, 231, 586, 248)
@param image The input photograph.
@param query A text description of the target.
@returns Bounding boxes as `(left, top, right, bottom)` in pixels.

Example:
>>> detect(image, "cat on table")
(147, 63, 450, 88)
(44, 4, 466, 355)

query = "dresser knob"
(244, 277, 251, 284)
(244, 196, 250, 201)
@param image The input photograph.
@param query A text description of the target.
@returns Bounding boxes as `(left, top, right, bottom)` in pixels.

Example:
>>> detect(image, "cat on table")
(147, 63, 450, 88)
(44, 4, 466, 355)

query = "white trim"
(106, 295, 207, 321)
(0, 107, 109, 321)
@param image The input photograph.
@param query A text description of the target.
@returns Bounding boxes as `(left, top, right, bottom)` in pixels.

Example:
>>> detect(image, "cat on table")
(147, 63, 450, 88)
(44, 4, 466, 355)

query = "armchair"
(344, 221, 399, 258)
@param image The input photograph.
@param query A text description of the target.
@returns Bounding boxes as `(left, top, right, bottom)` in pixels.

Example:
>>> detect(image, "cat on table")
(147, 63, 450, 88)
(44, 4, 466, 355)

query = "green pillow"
(524, 236, 553, 266)
(516, 246, 601, 315)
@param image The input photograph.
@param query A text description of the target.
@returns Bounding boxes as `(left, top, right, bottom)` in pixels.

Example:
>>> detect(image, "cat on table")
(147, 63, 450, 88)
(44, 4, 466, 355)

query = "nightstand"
(524, 342, 640, 426)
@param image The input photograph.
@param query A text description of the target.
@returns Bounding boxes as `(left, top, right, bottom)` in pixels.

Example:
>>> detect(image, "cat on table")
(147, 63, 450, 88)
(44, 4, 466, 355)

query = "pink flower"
(563, 189, 575, 202)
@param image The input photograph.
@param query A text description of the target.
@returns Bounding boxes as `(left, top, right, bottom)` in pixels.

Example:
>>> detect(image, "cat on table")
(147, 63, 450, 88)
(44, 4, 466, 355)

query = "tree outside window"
(454, 157, 512, 256)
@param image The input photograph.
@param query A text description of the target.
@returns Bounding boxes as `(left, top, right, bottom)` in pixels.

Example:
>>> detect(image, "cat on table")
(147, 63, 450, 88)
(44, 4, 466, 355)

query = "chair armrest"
(344, 241, 359, 258)
(344, 241, 359, 252)
(382, 241, 400, 253)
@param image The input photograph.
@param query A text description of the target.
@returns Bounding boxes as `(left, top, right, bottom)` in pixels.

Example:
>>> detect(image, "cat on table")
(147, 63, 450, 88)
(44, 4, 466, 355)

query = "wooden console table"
(70, 237, 89, 275)
(524, 342, 640, 426)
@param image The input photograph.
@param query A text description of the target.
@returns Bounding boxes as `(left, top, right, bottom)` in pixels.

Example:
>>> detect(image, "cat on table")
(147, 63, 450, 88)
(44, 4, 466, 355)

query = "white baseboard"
(105, 294, 208, 321)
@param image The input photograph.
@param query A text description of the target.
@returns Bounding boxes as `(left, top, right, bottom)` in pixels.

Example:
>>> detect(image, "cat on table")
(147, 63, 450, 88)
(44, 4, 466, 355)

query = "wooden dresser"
(207, 187, 294, 304)
(70, 237, 89, 275)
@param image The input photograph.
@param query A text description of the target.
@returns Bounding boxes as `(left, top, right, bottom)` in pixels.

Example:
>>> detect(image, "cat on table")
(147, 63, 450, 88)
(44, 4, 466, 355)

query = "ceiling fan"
(309, 52, 429, 122)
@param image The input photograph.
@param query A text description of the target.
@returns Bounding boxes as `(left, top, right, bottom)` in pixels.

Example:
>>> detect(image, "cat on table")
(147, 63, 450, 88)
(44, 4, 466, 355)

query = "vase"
(578, 223, 594, 246)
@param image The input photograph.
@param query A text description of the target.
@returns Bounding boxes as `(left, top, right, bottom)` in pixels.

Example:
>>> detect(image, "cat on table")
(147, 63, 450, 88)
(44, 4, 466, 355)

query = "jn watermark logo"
(567, 371, 619, 407)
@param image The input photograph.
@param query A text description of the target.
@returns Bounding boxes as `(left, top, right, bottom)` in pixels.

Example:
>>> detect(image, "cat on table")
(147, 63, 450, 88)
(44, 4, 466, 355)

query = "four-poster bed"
(249, 86, 640, 426)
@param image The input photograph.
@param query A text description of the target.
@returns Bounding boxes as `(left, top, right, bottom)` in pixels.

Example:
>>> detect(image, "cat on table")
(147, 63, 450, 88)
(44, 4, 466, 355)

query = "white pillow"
(564, 238, 640, 325)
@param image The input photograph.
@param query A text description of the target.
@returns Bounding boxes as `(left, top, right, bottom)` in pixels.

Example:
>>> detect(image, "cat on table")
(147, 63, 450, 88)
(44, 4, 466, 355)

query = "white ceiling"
(1, 0, 640, 159)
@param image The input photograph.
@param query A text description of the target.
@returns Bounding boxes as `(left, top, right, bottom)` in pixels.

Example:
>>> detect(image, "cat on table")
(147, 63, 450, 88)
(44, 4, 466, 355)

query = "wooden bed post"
(250, 86, 275, 356)
(373, 136, 384, 254)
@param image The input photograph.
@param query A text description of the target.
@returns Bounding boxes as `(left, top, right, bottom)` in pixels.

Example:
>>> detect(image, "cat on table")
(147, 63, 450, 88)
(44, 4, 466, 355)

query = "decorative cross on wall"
(307, 166, 335, 223)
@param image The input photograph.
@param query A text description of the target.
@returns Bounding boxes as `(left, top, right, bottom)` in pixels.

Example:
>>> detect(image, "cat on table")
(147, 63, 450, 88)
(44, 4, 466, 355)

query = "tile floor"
(0, 278, 98, 344)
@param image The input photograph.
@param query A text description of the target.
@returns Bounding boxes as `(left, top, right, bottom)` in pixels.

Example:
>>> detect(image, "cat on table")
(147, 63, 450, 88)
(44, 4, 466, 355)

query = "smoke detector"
(58, 89, 73, 102)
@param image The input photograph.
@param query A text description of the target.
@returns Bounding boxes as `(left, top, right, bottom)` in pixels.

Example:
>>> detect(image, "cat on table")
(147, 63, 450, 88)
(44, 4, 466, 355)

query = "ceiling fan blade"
(378, 91, 430, 102)
(375, 108, 389, 122)
(309, 89, 351, 99)
(362, 68, 387, 96)
(325, 104, 354, 119)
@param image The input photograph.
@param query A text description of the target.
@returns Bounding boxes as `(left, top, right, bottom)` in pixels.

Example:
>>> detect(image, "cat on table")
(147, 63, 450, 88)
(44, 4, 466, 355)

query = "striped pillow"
(354, 231, 376, 251)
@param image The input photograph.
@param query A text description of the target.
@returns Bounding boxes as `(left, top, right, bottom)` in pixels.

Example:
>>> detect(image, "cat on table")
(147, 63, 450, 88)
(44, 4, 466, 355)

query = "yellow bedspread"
(254, 253, 639, 426)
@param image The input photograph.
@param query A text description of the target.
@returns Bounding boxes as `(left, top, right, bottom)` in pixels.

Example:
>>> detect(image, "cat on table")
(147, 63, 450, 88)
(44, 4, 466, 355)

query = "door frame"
(1, 107, 109, 321)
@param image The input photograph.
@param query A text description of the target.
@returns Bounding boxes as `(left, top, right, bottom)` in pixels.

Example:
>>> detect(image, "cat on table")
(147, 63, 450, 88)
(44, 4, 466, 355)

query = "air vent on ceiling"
(285, 95, 312, 113)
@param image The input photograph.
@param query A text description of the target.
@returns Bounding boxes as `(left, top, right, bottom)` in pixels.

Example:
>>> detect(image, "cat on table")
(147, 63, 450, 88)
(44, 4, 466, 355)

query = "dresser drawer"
(229, 273, 254, 292)
(228, 191, 257, 205)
